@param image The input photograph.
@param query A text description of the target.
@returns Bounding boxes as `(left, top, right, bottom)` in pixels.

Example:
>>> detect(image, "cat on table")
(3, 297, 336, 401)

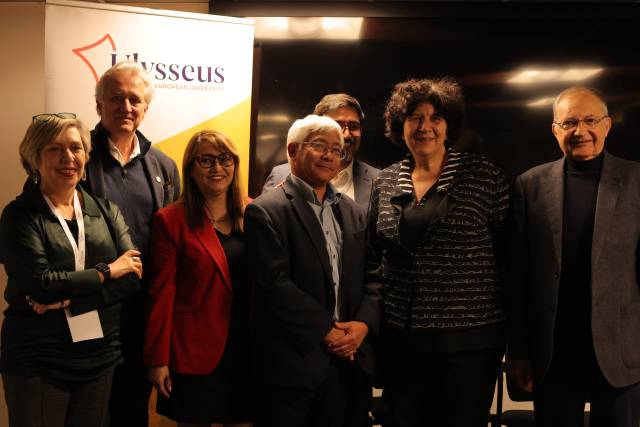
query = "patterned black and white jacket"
(367, 149, 509, 333)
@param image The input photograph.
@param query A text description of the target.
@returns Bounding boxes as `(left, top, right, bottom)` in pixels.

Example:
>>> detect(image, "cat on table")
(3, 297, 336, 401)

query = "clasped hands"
(323, 320, 369, 362)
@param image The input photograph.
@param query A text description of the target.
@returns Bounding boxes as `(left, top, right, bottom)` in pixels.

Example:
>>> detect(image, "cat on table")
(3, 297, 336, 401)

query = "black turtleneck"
(555, 151, 604, 360)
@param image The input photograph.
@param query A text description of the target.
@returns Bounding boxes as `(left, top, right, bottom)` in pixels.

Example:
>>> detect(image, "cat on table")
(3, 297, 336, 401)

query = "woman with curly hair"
(367, 77, 509, 426)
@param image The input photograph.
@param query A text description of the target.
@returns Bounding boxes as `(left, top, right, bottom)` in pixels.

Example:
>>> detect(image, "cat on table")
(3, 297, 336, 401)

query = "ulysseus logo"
(72, 34, 225, 84)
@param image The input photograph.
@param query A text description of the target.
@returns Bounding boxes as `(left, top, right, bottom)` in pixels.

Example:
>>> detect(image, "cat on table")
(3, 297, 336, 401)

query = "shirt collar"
(290, 174, 341, 206)
(332, 161, 354, 188)
(108, 134, 141, 166)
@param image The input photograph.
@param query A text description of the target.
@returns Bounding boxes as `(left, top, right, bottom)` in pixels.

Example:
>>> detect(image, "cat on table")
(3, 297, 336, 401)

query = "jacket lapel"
(138, 131, 164, 211)
(543, 159, 565, 271)
(283, 177, 334, 282)
(353, 160, 371, 208)
(592, 152, 622, 267)
(141, 154, 163, 211)
(194, 223, 232, 290)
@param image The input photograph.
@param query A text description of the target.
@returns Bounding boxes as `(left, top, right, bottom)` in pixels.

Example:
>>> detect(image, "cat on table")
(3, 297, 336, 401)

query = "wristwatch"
(95, 263, 111, 281)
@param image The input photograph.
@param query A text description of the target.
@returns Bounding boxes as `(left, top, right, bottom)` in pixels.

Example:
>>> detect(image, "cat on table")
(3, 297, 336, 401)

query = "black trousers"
(107, 297, 152, 427)
(534, 351, 640, 427)
(2, 367, 114, 427)
(382, 347, 503, 427)
(256, 357, 372, 427)
(107, 359, 152, 427)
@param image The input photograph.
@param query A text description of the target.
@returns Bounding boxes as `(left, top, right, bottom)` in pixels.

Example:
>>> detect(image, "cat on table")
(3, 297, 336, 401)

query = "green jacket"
(0, 186, 139, 381)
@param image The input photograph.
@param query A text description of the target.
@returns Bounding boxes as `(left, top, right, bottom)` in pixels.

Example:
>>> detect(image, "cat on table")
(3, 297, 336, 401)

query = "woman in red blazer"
(144, 130, 253, 427)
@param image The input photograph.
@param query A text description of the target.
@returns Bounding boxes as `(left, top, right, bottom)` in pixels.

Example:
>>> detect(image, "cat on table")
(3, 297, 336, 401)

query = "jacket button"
(554, 272, 559, 279)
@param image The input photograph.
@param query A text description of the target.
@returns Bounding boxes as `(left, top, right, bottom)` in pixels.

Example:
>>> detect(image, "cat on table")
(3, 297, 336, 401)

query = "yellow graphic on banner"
(154, 97, 252, 191)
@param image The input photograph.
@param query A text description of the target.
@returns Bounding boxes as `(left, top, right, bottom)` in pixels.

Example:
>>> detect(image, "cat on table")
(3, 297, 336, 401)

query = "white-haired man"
(246, 115, 380, 427)
(262, 93, 380, 212)
(83, 61, 180, 426)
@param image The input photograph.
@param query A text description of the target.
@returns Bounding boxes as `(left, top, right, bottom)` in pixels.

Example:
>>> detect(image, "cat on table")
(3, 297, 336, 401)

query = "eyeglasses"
(554, 116, 608, 131)
(334, 120, 361, 134)
(299, 141, 347, 160)
(32, 112, 77, 122)
(195, 153, 235, 168)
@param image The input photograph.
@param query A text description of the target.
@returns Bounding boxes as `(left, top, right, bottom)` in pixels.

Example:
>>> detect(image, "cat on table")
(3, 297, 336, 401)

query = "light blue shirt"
(290, 175, 343, 320)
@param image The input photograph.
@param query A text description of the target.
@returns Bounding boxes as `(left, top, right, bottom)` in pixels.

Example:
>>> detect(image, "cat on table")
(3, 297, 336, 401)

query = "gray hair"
(312, 93, 365, 121)
(95, 61, 155, 105)
(286, 115, 344, 149)
(553, 86, 608, 121)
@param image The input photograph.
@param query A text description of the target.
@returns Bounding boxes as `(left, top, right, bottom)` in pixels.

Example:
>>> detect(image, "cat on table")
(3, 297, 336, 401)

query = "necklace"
(204, 206, 230, 227)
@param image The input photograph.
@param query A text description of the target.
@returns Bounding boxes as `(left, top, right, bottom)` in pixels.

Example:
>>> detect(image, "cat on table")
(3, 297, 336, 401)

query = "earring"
(32, 170, 40, 184)
(81, 171, 87, 181)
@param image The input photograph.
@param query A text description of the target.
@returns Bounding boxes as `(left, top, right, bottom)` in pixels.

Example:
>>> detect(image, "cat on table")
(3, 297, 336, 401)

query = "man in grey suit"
(508, 86, 640, 426)
(262, 93, 380, 211)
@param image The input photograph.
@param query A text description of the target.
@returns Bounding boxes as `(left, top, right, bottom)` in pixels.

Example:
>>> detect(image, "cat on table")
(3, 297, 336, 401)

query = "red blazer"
(144, 203, 232, 374)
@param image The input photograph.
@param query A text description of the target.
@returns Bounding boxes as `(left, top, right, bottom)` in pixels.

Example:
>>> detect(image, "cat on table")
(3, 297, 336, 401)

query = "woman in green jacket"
(0, 113, 142, 427)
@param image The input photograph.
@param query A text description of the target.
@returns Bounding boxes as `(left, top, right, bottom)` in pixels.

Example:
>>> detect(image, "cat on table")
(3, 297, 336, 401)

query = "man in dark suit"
(261, 93, 380, 211)
(83, 61, 180, 426)
(508, 86, 640, 426)
(246, 115, 381, 427)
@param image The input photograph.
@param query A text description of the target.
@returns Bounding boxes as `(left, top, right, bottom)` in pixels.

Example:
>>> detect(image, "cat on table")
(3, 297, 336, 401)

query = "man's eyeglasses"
(32, 113, 77, 122)
(554, 116, 608, 131)
(299, 141, 347, 160)
(334, 120, 361, 135)
(195, 153, 235, 168)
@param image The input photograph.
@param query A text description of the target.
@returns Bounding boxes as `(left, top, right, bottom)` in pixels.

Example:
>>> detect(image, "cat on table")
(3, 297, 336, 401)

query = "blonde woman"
(0, 113, 141, 427)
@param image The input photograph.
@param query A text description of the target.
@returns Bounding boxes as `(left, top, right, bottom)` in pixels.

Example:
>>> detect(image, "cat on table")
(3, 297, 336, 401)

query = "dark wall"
(233, 4, 640, 196)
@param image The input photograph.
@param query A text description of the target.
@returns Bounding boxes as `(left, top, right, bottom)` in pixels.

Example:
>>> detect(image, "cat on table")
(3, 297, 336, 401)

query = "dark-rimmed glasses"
(334, 120, 361, 135)
(299, 141, 347, 160)
(553, 116, 608, 131)
(32, 113, 77, 122)
(195, 153, 235, 168)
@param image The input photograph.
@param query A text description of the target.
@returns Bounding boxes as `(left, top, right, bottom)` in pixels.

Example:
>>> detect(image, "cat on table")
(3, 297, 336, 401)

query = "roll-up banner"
(45, 0, 254, 189)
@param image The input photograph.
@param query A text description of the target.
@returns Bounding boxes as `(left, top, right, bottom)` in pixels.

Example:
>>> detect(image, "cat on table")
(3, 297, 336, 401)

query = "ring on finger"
(132, 256, 141, 263)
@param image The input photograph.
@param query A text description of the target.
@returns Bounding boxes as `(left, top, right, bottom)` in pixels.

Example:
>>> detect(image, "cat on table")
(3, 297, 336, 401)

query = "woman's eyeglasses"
(195, 153, 235, 168)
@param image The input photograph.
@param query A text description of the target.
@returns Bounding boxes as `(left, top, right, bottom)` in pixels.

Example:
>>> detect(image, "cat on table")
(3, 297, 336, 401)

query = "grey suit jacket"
(261, 160, 380, 212)
(508, 151, 640, 387)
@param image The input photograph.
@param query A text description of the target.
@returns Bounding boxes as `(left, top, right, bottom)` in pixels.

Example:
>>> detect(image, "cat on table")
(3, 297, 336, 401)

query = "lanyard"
(42, 189, 102, 342)
(42, 189, 85, 271)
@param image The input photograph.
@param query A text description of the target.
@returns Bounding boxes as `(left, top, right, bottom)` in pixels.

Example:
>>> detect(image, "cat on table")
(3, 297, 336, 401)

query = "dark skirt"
(157, 229, 255, 424)
(156, 332, 255, 424)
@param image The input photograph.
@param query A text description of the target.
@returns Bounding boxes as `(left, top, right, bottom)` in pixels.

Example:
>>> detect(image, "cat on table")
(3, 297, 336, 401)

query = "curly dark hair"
(384, 77, 465, 147)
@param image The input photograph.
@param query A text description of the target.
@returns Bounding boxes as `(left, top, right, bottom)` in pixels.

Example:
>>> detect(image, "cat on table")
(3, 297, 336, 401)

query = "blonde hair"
(20, 115, 91, 182)
(180, 130, 247, 232)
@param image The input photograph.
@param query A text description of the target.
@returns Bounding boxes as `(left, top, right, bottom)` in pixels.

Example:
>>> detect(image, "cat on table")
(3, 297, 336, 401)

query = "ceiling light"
(527, 97, 555, 107)
(508, 67, 603, 84)
(251, 17, 362, 40)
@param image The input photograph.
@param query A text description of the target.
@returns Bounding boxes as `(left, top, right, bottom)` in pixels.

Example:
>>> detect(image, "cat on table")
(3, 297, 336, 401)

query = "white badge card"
(65, 309, 104, 342)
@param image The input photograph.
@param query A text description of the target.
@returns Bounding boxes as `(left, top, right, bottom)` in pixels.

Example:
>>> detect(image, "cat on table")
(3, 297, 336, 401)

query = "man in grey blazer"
(508, 86, 640, 426)
(261, 93, 380, 212)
